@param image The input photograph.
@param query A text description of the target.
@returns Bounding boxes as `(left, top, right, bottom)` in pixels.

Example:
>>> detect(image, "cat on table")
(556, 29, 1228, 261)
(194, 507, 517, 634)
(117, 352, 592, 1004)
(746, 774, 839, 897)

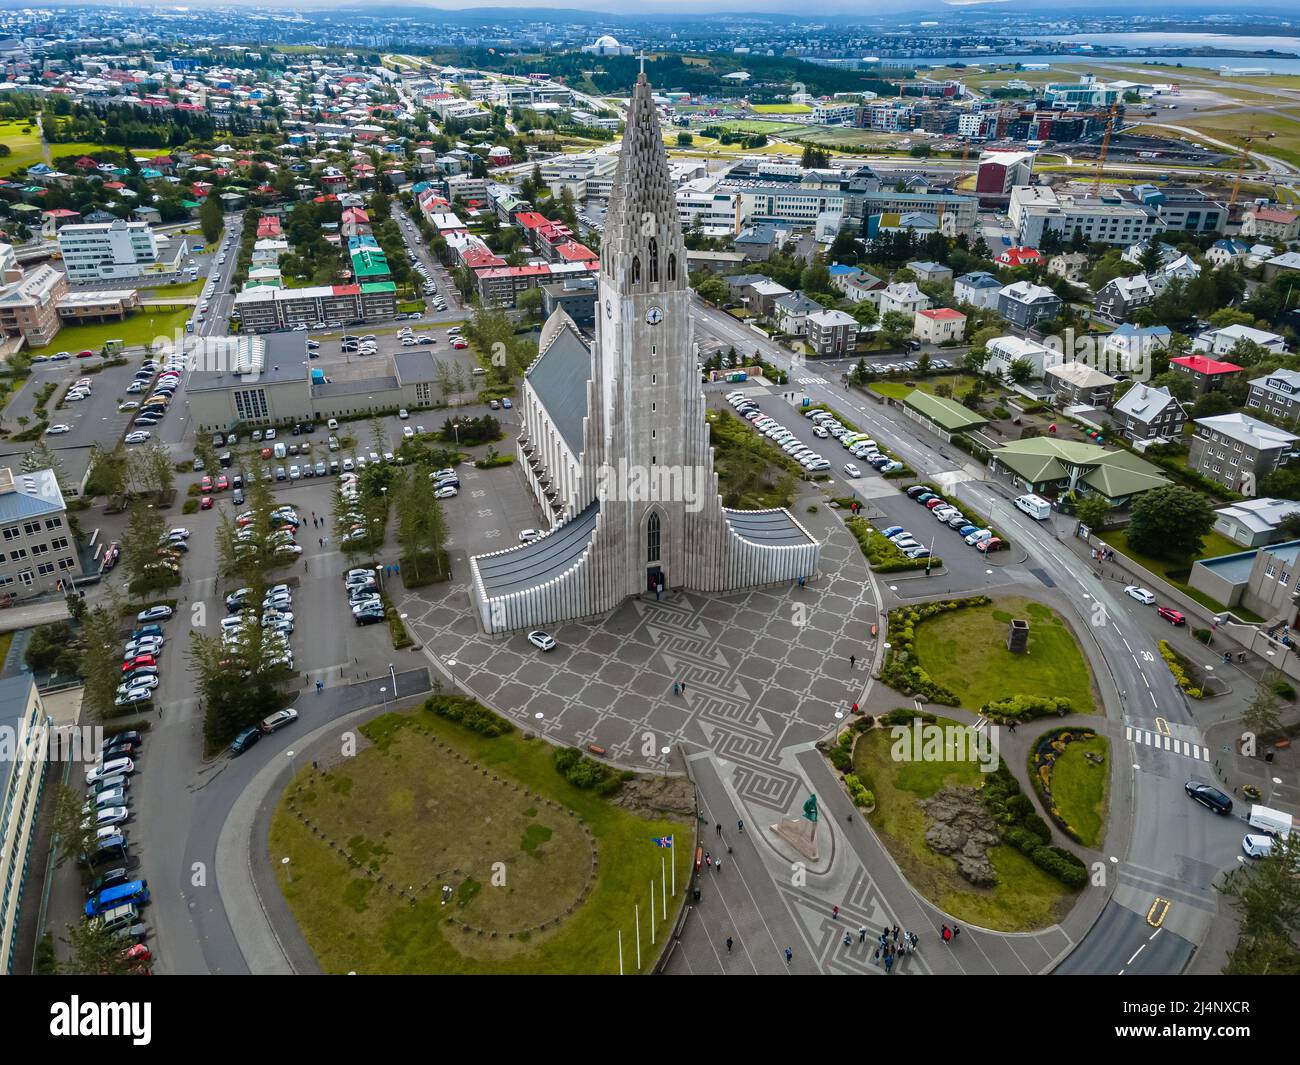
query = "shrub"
(843, 773, 874, 808)
(1030, 845, 1087, 888)
(1158, 640, 1203, 698)
(1192, 628, 1212, 645)
(1273, 679, 1296, 701)
(828, 746, 851, 771)
(982, 694, 1073, 722)
(426, 694, 512, 736)
(554, 746, 624, 796)
(182, 499, 199, 514)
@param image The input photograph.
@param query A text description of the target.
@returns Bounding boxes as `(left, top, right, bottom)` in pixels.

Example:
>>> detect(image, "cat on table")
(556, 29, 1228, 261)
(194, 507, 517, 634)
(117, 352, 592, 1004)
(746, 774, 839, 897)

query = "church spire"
(601, 71, 685, 296)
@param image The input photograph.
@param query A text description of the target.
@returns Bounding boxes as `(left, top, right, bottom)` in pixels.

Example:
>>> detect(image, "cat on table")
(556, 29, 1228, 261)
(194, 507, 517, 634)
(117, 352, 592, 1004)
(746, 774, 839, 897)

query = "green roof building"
(902, 389, 987, 436)
(989, 437, 1171, 506)
(350, 246, 390, 280)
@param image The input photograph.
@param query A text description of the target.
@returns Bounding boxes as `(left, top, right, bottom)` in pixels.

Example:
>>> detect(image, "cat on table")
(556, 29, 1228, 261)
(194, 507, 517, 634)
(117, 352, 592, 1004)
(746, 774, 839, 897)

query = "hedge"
(982, 694, 1073, 722)
(554, 746, 627, 796)
(426, 694, 513, 736)
(845, 516, 940, 573)
(981, 764, 1086, 888)
(1158, 639, 1204, 699)
(879, 596, 991, 704)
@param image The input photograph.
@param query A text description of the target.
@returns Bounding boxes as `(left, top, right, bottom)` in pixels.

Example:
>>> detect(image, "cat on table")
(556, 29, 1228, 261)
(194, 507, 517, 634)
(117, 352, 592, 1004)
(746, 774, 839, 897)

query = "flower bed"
(1029, 728, 1104, 845)
(879, 596, 991, 704)
(1158, 639, 1204, 699)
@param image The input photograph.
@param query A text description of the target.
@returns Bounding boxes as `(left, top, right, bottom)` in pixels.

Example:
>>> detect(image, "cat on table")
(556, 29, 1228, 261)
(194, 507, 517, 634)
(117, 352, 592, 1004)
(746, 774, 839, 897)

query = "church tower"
(583, 69, 720, 596)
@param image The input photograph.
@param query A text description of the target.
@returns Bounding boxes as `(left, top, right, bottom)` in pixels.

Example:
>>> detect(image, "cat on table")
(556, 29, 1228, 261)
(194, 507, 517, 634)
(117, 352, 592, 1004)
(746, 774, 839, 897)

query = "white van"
(1248, 804, 1293, 838)
(1014, 494, 1052, 520)
(327, 418, 339, 431)
(273, 442, 287, 460)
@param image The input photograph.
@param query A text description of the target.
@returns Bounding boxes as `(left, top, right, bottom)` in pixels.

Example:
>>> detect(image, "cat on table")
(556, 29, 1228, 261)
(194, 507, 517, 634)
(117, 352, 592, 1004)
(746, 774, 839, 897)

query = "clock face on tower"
(645, 306, 663, 326)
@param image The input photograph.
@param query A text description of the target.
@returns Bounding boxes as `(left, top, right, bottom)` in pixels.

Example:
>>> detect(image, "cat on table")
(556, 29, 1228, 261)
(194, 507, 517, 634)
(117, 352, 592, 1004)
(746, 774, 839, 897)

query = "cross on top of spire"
(638, 51, 646, 76)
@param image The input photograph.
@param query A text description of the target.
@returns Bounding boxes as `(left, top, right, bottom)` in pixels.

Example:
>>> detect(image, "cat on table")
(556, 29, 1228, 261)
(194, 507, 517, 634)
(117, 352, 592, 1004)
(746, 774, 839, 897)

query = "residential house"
(806, 308, 857, 357)
(1192, 325, 1288, 359)
(1094, 273, 1155, 323)
(1242, 206, 1300, 243)
(743, 278, 792, 317)
(996, 281, 1062, 329)
(878, 282, 930, 317)
(774, 291, 824, 336)
(912, 307, 966, 345)
(1169, 353, 1244, 394)
(1101, 324, 1172, 375)
(1263, 251, 1300, 282)
(1043, 361, 1119, 408)
(1047, 253, 1088, 284)
(1188, 412, 1299, 493)
(1246, 369, 1300, 425)
(1212, 497, 1300, 548)
(996, 246, 1043, 269)
(987, 437, 1170, 507)
(839, 272, 885, 305)
(985, 335, 1063, 380)
(1205, 238, 1251, 268)
(1109, 383, 1187, 444)
(953, 271, 1002, 311)
(907, 260, 953, 284)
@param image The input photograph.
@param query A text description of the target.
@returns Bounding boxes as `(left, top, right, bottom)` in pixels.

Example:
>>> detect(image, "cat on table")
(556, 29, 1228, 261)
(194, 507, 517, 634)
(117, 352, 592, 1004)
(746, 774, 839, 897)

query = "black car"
(1185, 781, 1233, 814)
(230, 726, 262, 756)
(355, 611, 385, 626)
(102, 742, 138, 762)
(102, 731, 141, 751)
(86, 867, 131, 897)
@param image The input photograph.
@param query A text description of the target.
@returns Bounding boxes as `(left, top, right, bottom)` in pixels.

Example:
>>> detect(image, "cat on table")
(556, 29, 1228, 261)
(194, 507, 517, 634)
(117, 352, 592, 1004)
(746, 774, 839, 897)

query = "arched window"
(648, 237, 659, 283)
(647, 511, 661, 563)
(667, 254, 677, 283)
(631, 256, 641, 285)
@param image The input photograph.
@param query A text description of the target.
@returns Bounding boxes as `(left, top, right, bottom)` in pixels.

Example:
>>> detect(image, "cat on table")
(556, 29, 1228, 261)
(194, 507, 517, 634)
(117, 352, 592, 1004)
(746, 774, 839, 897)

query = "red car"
(1157, 606, 1186, 626)
(200, 475, 213, 492)
(260, 447, 273, 460)
(215, 475, 229, 491)
(122, 655, 157, 672)
(76, 349, 95, 358)
(976, 537, 1005, 553)
(200, 495, 213, 510)
(925, 498, 947, 510)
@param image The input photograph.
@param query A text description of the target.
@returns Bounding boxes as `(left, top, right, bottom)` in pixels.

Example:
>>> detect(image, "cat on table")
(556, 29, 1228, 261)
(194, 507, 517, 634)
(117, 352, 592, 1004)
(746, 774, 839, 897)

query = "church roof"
(527, 311, 591, 456)
(725, 509, 818, 547)
(473, 502, 600, 598)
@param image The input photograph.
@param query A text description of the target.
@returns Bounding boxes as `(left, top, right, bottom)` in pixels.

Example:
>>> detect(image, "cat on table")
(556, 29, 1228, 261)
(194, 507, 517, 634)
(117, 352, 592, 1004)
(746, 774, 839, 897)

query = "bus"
(85, 879, 149, 918)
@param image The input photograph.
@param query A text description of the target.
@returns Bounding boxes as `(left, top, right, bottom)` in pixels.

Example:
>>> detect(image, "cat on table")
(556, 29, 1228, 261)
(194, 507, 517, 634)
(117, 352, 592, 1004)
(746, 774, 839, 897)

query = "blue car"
(915, 492, 936, 504)
(958, 524, 979, 538)
(880, 526, 905, 538)
(132, 624, 163, 640)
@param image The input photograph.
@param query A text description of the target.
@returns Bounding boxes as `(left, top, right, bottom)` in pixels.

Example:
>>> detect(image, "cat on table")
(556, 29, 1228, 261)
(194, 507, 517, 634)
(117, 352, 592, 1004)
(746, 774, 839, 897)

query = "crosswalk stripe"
(1127, 727, 1209, 760)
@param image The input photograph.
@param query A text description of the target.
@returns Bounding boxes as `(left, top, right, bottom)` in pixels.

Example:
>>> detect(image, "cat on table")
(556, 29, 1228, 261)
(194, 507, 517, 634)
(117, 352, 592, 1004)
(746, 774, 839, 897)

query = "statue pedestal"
(771, 817, 818, 861)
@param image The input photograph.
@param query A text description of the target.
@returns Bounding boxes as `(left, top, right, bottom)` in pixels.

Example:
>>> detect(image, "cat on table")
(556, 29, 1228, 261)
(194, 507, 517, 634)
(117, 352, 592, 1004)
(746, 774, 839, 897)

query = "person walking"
(909, 931, 919, 951)
(784, 947, 793, 963)
(842, 932, 852, 948)
(704, 852, 712, 868)
(884, 950, 894, 974)
(951, 925, 961, 944)
(316, 680, 324, 694)
(851, 701, 859, 715)
(716, 822, 722, 835)
(680, 680, 687, 695)
(714, 856, 722, 873)
(832, 905, 840, 921)
(726, 937, 733, 953)
(942, 924, 952, 945)
(673, 682, 681, 696)
(849, 654, 856, 669)
(737, 819, 744, 833)
(858, 926, 867, 944)
(1008, 720, 1017, 734)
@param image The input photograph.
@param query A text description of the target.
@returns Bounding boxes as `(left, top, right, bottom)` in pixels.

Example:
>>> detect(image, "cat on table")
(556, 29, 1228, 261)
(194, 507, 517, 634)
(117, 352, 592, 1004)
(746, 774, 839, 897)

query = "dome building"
(582, 34, 633, 57)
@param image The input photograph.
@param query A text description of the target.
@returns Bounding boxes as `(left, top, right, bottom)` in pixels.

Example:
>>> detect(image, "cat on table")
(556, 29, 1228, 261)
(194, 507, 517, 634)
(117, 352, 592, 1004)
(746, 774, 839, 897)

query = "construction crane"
(1228, 127, 1273, 208)
(954, 136, 972, 190)
(1090, 101, 1120, 196)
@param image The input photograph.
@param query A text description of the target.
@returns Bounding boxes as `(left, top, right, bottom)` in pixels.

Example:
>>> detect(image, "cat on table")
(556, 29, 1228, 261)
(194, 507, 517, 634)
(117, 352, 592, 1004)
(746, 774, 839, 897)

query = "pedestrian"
(849, 654, 856, 669)
(1008, 720, 1017, 734)
(705, 851, 712, 868)
(909, 931, 919, 951)
(726, 937, 733, 953)
(784, 947, 793, 963)
(681, 680, 687, 694)
(952, 925, 961, 943)
(672, 682, 681, 696)
(316, 680, 324, 694)
(884, 951, 894, 974)
(851, 701, 859, 715)
(737, 819, 744, 833)
(942, 924, 952, 944)
(892, 925, 900, 944)
(716, 822, 722, 835)
(832, 905, 839, 921)
(843, 932, 852, 948)
(858, 926, 867, 944)
(319, 537, 324, 547)
(715, 856, 722, 872)
(873, 944, 881, 962)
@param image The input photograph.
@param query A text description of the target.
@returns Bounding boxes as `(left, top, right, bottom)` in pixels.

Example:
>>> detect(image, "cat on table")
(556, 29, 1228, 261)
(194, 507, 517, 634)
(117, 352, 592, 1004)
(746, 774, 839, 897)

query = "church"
(469, 72, 821, 635)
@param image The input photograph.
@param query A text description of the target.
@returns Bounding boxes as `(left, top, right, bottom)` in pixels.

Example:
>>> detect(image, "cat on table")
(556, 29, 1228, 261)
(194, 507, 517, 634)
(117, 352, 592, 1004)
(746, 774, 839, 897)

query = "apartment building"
(997, 281, 1063, 329)
(0, 674, 50, 975)
(0, 466, 81, 598)
(1043, 361, 1119, 408)
(1188, 413, 1299, 492)
(0, 263, 67, 346)
(1010, 185, 1164, 248)
(57, 218, 173, 282)
(913, 307, 966, 344)
(232, 281, 397, 332)
(1110, 383, 1187, 443)
(1242, 206, 1300, 243)
(974, 150, 1033, 208)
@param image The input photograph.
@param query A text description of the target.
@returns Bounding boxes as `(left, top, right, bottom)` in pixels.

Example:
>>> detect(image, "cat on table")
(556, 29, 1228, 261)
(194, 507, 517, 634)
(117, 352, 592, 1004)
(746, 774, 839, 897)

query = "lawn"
(269, 704, 693, 974)
(707, 408, 800, 509)
(912, 597, 1098, 714)
(1043, 735, 1109, 848)
(852, 721, 1075, 931)
(872, 373, 980, 402)
(141, 279, 205, 298)
(0, 120, 46, 174)
(750, 103, 812, 115)
(27, 307, 191, 357)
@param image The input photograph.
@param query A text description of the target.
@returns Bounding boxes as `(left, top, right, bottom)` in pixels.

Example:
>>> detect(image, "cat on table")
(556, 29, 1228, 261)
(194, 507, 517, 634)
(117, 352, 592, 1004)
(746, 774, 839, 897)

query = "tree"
(1005, 357, 1034, 385)
(517, 286, 544, 323)
(850, 301, 878, 328)
(1076, 496, 1114, 532)
(801, 145, 829, 170)
(1125, 485, 1215, 560)
(394, 466, 449, 580)
(191, 598, 291, 751)
(694, 275, 729, 305)
(23, 440, 68, 491)
(1219, 833, 1300, 975)
(1241, 672, 1285, 740)
(79, 601, 125, 720)
(676, 131, 693, 146)
(62, 915, 137, 976)
(121, 504, 168, 594)
(47, 782, 102, 869)
(879, 310, 913, 348)
(85, 443, 129, 500)
(199, 195, 223, 245)
(1147, 370, 1197, 404)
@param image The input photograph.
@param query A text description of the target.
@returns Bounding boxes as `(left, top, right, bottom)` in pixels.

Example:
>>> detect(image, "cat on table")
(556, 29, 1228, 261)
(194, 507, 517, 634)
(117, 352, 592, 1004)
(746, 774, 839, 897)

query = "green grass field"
(872, 374, 980, 402)
(852, 721, 1075, 931)
(0, 120, 46, 174)
(28, 307, 191, 357)
(270, 706, 692, 974)
(141, 279, 205, 298)
(750, 103, 812, 115)
(913, 597, 1098, 714)
(1045, 734, 1109, 848)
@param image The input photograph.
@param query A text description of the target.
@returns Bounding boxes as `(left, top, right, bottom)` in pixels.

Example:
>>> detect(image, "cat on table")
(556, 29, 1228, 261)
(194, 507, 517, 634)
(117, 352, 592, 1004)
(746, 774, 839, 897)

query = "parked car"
(262, 708, 299, 733)
(1124, 585, 1156, 605)
(1157, 606, 1186, 625)
(230, 726, 263, 756)
(1185, 780, 1233, 815)
(528, 630, 557, 652)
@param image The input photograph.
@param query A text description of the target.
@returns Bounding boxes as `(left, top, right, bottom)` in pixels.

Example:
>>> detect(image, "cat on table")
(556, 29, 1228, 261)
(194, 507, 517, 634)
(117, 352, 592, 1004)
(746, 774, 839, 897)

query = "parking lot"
(35, 353, 161, 450)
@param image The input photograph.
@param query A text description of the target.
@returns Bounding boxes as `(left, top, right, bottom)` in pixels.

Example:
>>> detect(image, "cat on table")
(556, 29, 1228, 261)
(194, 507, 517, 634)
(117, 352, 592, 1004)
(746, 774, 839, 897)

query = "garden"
(269, 696, 693, 974)
(1030, 728, 1110, 849)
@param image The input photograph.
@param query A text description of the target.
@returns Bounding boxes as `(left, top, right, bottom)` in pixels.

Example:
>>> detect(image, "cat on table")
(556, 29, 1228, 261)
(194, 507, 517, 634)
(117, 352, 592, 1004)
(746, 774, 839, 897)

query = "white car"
(843, 463, 862, 478)
(403, 426, 414, 439)
(1124, 585, 1156, 605)
(519, 528, 542, 543)
(46, 424, 72, 435)
(527, 630, 557, 651)
(124, 431, 151, 444)
(263, 708, 299, 732)
(434, 486, 458, 499)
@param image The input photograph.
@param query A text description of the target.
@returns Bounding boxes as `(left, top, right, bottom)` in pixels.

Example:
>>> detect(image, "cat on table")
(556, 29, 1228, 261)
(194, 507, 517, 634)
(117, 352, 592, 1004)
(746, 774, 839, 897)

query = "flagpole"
(661, 856, 667, 918)
(650, 880, 656, 946)
(671, 837, 676, 895)
(618, 929, 623, 976)
(635, 904, 641, 970)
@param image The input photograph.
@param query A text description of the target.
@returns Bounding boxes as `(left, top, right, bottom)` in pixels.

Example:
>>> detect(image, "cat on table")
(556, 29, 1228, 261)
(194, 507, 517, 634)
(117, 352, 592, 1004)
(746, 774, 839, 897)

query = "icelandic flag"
(651, 836, 674, 848)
